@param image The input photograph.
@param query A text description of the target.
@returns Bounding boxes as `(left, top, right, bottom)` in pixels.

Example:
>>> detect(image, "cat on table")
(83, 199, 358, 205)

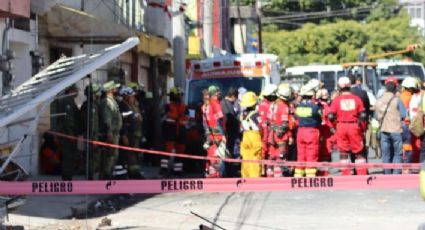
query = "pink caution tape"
(0, 174, 418, 195)
(48, 131, 420, 170)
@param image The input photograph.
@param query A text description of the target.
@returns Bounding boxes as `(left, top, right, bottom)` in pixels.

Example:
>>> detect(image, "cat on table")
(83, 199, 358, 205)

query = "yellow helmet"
(168, 86, 183, 95)
(240, 91, 258, 108)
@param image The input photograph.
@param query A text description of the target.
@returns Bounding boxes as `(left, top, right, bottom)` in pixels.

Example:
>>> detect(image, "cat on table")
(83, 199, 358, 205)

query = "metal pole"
(203, 0, 213, 57)
(256, 0, 263, 53)
(173, 1, 186, 89)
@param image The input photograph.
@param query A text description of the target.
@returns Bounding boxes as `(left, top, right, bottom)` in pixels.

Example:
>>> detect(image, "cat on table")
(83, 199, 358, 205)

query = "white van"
(377, 60, 425, 84)
(284, 64, 345, 93)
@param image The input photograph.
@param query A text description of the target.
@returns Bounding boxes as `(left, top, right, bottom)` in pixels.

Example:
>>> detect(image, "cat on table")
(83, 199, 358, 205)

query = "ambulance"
(185, 53, 281, 110)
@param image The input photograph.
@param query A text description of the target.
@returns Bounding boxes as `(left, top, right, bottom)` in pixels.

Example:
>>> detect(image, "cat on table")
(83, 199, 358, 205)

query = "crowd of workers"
(41, 79, 153, 181)
(40, 73, 425, 180)
(198, 74, 425, 178)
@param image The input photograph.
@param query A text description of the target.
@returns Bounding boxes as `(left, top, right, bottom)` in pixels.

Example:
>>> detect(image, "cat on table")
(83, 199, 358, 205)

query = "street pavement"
(4, 150, 425, 230)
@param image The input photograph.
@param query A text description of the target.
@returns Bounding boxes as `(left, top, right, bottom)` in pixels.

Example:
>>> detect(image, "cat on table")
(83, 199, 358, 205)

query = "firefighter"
(329, 77, 367, 175)
(258, 84, 277, 175)
(202, 85, 225, 178)
(316, 88, 334, 176)
(239, 91, 263, 178)
(266, 83, 292, 177)
(161, 87, 188, 176)
(400, 77, 418, 171)
(294, 84, 322, 177)
(81, 84, 101, 180)
(118, 86, 144, 179)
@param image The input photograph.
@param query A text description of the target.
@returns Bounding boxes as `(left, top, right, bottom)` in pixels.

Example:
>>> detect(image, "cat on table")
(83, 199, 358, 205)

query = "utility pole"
(236, 0, 246, 53)
(256, 0, 263, 53)
(203, 0, 213, 57)
(172, 1, 186, 89)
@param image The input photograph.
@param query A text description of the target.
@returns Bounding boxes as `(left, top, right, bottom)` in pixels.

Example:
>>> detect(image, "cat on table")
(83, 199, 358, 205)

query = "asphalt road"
(85, 188, 424, 230)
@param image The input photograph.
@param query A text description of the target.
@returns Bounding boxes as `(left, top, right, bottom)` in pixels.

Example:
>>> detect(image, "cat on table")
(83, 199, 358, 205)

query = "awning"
(42, 4, 134, 43)
(137, 33, 171, 57)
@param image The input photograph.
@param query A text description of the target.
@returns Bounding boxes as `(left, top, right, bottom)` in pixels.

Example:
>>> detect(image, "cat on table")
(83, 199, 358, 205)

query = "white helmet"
(402, 77, 418, 89)
(338, 76, 351, 88)
(263, 84, 277, 96)
(291, 85, 300, 94)
(306, 79, 320, 92)
(276, 83, 292, 100)
(300, 84, 315, 96)
(316, 88, 329, 100)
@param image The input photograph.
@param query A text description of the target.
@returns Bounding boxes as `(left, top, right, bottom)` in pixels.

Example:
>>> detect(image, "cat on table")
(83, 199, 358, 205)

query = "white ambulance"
(186, 54, 281, 109)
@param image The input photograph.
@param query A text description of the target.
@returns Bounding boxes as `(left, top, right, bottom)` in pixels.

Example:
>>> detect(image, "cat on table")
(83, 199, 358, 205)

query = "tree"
(263, 12, 425, 67)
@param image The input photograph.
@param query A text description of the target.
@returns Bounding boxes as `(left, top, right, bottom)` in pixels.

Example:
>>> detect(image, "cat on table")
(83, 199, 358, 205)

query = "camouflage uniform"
(81, 84, 101, 180)
(100, 81, 122, 179)
(58, 86, 80, 181)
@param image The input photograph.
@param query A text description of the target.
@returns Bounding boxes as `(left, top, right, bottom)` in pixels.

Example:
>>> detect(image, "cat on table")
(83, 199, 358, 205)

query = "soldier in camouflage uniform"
(58, 85, 80, 181)
(99, 81, 122, 179)
(119, 86, 143, 178)
(81, 84, 101, 180)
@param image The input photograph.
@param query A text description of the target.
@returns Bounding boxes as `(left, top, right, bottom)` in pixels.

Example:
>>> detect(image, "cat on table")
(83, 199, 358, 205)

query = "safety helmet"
(169, 86, 183, 95)
(291, 85, 300, 94)
(316, 88, 329, 100)
(401, 77, 418, 89)
(263, 84, 277, 97)
(338, 76, 351, 88)
(208, 85, 220, 95)
(306, 79, 320, 92)
(240, 91, 258, 108)
(119, 86, 135, 96)
(384, 76, 398, 86)
(127, 81, 140, 90)
(276, 83, 292, 100)
(299, 84, 315, 96)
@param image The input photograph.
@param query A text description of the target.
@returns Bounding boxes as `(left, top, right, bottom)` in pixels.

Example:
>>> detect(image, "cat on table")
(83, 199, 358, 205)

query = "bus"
(284, 64, 345, 93)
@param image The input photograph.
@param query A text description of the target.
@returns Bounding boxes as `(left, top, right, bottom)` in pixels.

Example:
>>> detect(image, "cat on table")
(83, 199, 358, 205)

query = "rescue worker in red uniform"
(161, 87, 188, 175)
(265, 83, 292, 177)
(202, 85, 226, 178)
(258, 84, 277, 175)
(316, 88, 335, 176)
(294, 84, 322, 177)
(329, 77, 368, 175)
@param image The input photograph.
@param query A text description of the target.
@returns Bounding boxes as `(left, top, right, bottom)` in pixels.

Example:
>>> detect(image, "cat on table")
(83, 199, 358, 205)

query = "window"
(320, 71, 336, 92)
(416, 7, 422, 18)
(187, 77, 264, 109)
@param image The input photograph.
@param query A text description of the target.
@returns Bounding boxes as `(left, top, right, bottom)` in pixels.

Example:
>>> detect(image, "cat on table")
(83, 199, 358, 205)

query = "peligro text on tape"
(160, 180, 204, 191)
(0, 174, 418, 195)
(32, 181, 73, 193)
(46, 131, 421, 170)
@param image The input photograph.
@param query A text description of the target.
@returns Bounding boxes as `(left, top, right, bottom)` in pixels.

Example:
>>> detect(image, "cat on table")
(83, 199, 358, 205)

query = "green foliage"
(263, 13, 425, 67)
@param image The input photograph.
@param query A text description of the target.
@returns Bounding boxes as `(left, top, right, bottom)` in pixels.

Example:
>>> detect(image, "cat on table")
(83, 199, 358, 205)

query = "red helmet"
(384, 76, 398, 86)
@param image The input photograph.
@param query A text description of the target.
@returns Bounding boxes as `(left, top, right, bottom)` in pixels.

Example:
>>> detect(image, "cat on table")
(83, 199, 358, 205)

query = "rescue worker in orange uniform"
(401, 77, 419, 170)
(202, 85, 226, 178)
(265, 83, 293, 177)
(258, 84, 277, 175)
(161, 87, 188, 175)
(329, 77, 367, 175)
(294, 83, 322, 177)
(316, 88, 335, 176)
(239, 92, 263, 178)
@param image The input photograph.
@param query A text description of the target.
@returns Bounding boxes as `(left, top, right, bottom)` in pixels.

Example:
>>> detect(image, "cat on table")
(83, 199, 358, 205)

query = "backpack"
(409, 93, 424, 137)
